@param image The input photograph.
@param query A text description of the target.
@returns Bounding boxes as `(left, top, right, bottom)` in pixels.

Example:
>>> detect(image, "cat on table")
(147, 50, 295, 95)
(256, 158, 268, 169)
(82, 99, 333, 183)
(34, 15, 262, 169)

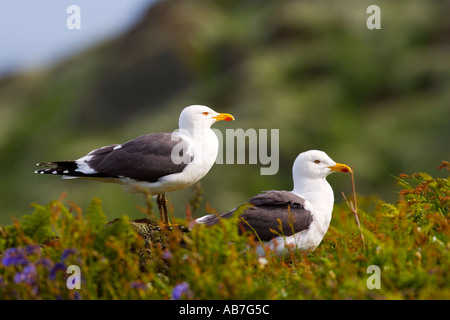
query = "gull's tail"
(35, 160, 110, 179)
(35, 161, 79, 175)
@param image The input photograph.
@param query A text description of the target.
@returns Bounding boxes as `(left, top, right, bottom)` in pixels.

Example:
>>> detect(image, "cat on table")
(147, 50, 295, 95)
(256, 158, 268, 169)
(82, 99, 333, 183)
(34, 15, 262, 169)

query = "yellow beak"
(213, 113, 235, 122)
(328, 163, 352, 173)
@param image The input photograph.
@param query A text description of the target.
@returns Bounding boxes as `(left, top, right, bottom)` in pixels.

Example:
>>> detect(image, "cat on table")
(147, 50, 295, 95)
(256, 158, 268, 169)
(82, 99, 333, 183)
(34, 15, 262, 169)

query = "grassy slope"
(0, 0, 449, 225)
(0, 169, 448, 300)
(0, 1, 449, 299)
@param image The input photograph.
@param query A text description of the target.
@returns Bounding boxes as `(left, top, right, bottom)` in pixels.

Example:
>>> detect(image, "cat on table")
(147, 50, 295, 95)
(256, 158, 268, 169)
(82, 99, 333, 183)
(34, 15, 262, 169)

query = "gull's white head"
(292, 150, 351, 180)
(179, 105, 235, 130)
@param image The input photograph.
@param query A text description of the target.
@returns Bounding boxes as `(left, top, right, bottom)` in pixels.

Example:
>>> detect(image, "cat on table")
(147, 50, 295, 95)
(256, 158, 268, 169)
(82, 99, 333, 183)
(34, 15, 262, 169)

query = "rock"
(106, 217, 189, 272)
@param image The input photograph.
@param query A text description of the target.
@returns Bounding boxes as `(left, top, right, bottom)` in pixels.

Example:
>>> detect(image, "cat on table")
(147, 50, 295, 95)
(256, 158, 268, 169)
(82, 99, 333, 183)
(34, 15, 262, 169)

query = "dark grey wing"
(238, 191, 312, 241)
(246, 190, 306, 207)
(88, 133, 192, 182)
(195, 190, 313, 242)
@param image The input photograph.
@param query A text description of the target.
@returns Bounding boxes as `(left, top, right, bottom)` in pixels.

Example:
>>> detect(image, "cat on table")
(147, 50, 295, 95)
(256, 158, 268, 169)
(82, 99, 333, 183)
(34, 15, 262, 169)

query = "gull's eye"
(314, 160, 321, 164)
(202, 112, 209, 116)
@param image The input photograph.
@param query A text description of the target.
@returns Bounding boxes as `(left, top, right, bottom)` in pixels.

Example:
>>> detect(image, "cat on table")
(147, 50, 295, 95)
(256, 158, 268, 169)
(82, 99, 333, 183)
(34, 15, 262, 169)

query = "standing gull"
(35, 105, 235, 225)
(193, 150, 351, 256)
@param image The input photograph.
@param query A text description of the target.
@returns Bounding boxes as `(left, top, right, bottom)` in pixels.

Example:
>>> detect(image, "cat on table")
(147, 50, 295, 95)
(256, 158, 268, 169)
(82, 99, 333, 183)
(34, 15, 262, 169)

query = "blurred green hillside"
(0, 0, 449, 225)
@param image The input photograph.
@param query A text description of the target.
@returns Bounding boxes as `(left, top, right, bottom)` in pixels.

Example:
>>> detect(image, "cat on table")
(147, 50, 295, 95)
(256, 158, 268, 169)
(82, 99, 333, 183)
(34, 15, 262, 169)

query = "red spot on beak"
(213, 113, 235, 121)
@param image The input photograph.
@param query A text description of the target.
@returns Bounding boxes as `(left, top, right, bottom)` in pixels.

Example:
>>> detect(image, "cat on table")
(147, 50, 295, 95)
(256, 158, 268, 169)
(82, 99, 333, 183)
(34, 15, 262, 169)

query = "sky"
(0, 0, 157, 76)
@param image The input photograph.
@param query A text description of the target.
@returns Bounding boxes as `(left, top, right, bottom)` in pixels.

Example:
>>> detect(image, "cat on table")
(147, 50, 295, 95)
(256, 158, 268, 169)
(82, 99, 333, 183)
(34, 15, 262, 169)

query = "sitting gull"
(35, 105, 235, 225)
(193, 150, 351, 256)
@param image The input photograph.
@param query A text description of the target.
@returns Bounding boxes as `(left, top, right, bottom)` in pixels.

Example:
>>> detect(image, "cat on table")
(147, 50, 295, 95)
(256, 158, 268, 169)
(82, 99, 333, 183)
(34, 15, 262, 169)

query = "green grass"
(0, 168, 448, 300)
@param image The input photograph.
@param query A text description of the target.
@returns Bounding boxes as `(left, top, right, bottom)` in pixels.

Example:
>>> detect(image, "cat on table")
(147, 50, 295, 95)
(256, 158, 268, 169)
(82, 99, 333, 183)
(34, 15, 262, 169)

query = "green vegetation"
(1, 168, 448, 299)
(0, 0, 448, 300)
(0, 0, 449, 225)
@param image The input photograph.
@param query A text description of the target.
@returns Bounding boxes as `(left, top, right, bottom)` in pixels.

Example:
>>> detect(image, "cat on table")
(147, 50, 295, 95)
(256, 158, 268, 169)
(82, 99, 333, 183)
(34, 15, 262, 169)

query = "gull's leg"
(156, 194, 164, 223)
(161, 193, 169, 225)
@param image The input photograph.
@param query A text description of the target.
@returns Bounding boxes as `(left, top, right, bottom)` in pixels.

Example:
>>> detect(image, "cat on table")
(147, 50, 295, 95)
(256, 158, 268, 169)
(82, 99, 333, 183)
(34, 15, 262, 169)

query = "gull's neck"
(179, 120, 218, 168)
(292, 176, 334, 224)
(179, 120, 212, 139)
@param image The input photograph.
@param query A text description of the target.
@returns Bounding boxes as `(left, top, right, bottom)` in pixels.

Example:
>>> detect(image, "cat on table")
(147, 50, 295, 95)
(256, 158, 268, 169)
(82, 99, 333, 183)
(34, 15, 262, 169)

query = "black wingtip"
(34, 161, 77, 175)
(36, 161, 54, 167)
(35, 167, 67, 175)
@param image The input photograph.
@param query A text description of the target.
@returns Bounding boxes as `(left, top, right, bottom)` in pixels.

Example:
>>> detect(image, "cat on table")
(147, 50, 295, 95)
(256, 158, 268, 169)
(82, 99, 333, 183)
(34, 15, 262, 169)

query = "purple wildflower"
(130, 281, 147, 290)
(24, 244, 41, 256)
(14, 264, 37, 285)
(36, 257, 53, 270)
(49, 262, 66, 280)
(162, 250, 173, 260)
(172, 282, 192, 300)
(1, 247, 28, 267)
(61, 248, 77, 262)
